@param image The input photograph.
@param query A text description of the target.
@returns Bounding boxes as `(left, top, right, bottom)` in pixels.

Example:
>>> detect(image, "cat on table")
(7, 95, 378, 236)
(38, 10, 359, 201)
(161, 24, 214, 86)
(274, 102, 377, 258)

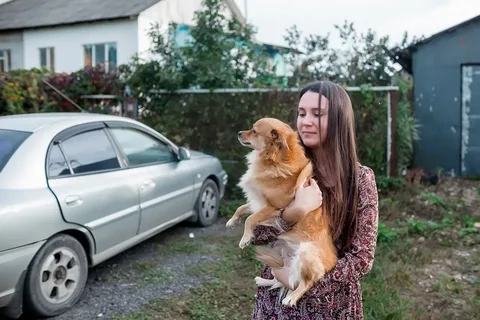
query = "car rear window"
(0, 129, 31, 172)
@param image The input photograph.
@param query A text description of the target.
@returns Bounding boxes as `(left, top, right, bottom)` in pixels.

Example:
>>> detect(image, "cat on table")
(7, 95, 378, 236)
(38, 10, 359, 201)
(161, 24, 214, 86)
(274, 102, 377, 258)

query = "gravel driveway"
(19, 217, 232, 320)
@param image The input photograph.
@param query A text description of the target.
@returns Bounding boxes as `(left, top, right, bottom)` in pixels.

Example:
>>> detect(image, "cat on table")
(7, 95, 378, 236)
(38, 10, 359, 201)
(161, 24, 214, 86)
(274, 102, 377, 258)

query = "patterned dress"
(251, 164, 379, 320)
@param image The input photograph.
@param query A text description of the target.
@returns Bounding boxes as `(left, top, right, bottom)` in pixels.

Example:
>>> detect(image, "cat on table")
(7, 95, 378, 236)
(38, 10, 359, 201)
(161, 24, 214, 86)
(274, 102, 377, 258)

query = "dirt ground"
(375, 177, 480, 320)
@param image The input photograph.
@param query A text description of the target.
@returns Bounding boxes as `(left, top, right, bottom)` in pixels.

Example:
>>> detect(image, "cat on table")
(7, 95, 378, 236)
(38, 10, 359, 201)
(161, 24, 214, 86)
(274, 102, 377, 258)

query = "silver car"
(0, 112, 228, 319)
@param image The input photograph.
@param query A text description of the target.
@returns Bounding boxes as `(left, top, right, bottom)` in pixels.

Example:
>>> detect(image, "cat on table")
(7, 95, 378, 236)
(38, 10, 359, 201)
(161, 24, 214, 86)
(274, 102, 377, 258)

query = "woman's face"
(296, 91, 329, 149)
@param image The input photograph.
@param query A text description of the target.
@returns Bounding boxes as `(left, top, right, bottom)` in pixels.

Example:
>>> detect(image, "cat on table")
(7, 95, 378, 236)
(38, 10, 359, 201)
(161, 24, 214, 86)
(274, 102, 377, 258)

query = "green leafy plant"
(0, 68, 51, 115)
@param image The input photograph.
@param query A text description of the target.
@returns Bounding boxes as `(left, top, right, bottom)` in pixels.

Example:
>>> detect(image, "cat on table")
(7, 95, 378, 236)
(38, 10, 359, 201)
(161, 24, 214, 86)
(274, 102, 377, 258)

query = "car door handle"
(141, 180, 156, 191)
(65, 195, 83, 206)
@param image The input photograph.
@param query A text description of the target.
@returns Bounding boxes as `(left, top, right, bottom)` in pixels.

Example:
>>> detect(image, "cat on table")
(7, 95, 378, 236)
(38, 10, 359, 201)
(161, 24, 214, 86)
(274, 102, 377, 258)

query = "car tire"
(194, 179, 220, 227)
(23, 234, 88, 318)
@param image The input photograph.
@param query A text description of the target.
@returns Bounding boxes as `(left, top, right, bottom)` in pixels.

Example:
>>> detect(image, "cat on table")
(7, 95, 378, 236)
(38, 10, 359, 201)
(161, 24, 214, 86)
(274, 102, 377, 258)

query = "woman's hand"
(281, 178, 323, 226)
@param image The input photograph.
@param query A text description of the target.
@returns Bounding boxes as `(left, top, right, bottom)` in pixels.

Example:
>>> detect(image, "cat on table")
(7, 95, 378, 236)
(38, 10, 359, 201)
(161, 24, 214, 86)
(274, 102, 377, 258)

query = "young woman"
(251, 80, 379, 319)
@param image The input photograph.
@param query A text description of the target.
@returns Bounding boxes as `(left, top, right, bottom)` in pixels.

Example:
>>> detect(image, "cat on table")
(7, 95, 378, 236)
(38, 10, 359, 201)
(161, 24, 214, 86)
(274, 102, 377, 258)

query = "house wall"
(412, 21, 480, 176)
(137, 0, 233, 60)
(22, 19, 138, 73)
(0, 31, 24, 70)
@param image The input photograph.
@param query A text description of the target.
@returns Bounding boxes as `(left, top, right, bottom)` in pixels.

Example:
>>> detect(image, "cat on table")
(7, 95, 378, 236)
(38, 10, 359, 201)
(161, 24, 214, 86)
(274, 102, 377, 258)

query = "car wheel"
(23, 234, 88, 318)
(195, 179, 220, 227)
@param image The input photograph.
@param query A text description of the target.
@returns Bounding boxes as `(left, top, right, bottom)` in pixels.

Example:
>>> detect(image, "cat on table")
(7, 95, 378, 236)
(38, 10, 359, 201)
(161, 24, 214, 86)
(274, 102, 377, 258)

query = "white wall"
(0, 32, 24, 70)
(137, 0, 233, 60)
(23, 19, 138, 73)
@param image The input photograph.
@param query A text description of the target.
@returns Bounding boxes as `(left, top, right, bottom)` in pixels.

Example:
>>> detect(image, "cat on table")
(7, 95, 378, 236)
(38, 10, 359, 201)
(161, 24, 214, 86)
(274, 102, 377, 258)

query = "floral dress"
(251, 164, 379, 320)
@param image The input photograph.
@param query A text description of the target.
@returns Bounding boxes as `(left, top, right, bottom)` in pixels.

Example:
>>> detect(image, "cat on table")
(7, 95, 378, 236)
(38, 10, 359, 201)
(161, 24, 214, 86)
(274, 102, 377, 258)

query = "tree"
(121, 0, 274, 103)
(283, 20, 423, 87)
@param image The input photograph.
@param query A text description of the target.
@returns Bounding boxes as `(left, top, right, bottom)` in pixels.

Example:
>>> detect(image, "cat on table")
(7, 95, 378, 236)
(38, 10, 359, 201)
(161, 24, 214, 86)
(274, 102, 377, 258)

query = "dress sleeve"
(310, 166, 379, 295)
(250, 216, 291, 245)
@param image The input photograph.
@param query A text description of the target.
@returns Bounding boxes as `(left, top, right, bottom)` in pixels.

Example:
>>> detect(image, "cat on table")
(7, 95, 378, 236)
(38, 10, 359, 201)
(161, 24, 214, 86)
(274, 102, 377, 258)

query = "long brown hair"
(296, 80, 359, 251)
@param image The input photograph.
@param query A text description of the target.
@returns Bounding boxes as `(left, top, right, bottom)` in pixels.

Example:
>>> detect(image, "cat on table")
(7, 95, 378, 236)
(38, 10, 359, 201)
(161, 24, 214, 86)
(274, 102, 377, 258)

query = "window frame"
(39, 47, 55, 72)
(0, 49, 12, 72)
(47, 144, 73, 178)
(108, 126, 178, 168)
(46, 121, 181, 179)
(82, 42, 117, 72)
(46, 122, 126, 179)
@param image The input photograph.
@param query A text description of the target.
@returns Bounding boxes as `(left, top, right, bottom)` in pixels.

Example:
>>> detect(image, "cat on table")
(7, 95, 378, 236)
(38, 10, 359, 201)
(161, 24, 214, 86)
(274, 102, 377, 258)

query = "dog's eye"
(252, 129, 256, 134)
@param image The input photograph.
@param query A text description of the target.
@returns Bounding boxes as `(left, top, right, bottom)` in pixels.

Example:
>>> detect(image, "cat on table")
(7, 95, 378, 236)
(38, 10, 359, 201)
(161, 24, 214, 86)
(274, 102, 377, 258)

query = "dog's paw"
(254, 276, 273, 287)
(238, 235, 252, 249)
(254, 276, 264, 286)
(281, 295, 298, 308)
(225, 217, 239, 228)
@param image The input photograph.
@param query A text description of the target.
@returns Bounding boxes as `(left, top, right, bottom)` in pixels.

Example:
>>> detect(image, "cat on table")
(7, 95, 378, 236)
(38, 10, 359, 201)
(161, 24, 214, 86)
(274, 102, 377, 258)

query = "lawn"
(115, 177, 480, 320)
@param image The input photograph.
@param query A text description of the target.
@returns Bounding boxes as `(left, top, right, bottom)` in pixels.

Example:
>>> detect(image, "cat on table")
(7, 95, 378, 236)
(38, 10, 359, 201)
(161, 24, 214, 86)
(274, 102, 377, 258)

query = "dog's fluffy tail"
(255, 246, 284, 268)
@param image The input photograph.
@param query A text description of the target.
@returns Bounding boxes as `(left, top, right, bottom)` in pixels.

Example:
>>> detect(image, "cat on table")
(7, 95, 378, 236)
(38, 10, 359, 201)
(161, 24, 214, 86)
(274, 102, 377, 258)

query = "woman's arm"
(250, 205, 300, 245)
(310, 166, 379, 295)
(250, 178, 323, 246)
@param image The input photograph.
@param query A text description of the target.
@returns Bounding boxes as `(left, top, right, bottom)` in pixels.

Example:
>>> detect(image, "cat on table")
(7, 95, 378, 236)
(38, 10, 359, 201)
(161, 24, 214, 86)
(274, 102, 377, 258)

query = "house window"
(83, 42, 117, 71)
(39, 47, 55, 72)
(0, 49, 11, 72)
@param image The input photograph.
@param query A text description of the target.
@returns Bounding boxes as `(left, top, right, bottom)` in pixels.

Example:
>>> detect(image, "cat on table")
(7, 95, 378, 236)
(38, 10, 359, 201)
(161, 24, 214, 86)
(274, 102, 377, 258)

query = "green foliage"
(0, 66, 124, 115)
(394, 74, 421, 173)
(377, 222, 401, 243)
(282, 21, 422, 87)
(0, 68, 52, 115)
(44, 65, 124, 112)
(376, 176, 406, 191)
(122, 0, 274, 100)
(420, 192, 450, 209)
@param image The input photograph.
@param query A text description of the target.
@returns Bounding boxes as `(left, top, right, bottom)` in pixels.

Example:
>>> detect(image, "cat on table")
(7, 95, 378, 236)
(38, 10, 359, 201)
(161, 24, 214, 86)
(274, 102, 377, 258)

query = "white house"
(0, 0, 245, 73)
(0, 0, 289, 76)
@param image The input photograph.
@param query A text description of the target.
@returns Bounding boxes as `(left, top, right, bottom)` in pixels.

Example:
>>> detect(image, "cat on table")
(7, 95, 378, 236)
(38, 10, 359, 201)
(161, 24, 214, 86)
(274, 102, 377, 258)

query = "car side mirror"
(178, 147, 191, 160)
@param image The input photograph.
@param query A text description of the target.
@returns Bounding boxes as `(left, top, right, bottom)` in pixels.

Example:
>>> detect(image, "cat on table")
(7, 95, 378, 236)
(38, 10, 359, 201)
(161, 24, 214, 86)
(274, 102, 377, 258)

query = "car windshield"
(0, 129, 31, 172)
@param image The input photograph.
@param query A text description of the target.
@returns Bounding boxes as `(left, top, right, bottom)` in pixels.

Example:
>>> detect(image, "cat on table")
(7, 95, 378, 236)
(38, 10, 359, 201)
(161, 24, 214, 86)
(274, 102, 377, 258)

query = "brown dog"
(226, 117, 338, 306)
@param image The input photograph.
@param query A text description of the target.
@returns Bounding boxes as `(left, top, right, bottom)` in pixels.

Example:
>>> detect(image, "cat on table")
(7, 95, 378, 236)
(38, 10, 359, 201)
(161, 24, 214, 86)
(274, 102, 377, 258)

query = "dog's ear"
(263, 129, 291, 163)
(271, 129, 290, 151)
(270, 129, 279, 140)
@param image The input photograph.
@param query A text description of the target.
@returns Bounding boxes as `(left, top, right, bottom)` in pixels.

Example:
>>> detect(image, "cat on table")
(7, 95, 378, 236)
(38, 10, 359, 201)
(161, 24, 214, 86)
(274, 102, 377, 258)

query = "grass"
(115, 178, 480, 320)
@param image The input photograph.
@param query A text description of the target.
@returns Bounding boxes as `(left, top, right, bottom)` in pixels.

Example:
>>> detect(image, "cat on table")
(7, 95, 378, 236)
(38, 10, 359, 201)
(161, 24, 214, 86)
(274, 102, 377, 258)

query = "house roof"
(0, 0, 163, 31)
(390, 14, 480, 74)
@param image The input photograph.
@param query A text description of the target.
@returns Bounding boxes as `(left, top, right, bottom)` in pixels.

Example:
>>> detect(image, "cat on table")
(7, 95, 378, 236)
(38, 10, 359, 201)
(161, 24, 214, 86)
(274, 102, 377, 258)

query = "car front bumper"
(0, 241, 46, 311)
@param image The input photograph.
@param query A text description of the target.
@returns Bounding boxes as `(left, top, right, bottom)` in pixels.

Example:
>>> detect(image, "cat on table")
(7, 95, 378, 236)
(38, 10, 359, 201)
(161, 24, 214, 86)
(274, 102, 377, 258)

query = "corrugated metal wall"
(412, 21, 480, 177)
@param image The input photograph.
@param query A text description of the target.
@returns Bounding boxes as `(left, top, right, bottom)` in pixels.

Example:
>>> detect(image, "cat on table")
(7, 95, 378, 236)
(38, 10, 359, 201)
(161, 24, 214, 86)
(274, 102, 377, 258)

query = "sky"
(233, 0, 480, 48)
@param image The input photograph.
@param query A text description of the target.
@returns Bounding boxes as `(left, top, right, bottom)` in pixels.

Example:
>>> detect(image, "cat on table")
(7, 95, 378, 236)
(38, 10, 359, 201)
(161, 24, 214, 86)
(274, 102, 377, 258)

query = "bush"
(0, 68, 53, 115)
(0, 66, 125, 115)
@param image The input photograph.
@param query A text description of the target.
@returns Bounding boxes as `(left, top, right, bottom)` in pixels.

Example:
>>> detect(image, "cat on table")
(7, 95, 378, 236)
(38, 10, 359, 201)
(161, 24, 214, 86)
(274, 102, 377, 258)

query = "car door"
(106, 124, 196, 234)
(46, 123, 141, 254)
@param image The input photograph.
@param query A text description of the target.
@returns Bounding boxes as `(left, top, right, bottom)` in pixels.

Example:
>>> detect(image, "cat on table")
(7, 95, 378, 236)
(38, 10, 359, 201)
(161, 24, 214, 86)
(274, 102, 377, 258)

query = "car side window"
(48, 145, 71, 177)
(109, 127, 177, 166)
(60, 129, 121, 174)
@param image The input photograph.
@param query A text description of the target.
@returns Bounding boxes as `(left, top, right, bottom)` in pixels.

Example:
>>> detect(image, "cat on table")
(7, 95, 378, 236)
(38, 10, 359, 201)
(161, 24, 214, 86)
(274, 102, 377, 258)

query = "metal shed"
(394, 15, 480, 178)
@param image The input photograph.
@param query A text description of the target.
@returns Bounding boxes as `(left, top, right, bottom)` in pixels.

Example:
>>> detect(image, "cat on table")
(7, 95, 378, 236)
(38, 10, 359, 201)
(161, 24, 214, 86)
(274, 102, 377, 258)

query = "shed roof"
(390, 14, 480, 74)
(0, 0, 163, 31)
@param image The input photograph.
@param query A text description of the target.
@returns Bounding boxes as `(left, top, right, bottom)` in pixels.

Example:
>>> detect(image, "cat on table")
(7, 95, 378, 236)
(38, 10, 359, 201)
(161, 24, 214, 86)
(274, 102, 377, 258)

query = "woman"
(251, 80, 379, 319)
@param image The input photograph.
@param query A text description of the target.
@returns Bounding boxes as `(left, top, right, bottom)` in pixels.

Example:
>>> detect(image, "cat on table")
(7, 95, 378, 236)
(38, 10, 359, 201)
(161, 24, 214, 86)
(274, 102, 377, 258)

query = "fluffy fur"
(226, 117, 338, 307)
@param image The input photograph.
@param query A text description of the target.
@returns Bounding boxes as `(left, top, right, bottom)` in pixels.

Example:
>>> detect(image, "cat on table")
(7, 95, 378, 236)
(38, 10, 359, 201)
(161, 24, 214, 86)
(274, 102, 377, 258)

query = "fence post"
(389, 90, 399, 177)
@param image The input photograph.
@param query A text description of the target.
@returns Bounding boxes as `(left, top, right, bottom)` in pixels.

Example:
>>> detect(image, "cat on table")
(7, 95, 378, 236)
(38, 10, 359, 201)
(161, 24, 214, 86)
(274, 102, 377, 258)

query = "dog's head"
(238, 118, 297, 162)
